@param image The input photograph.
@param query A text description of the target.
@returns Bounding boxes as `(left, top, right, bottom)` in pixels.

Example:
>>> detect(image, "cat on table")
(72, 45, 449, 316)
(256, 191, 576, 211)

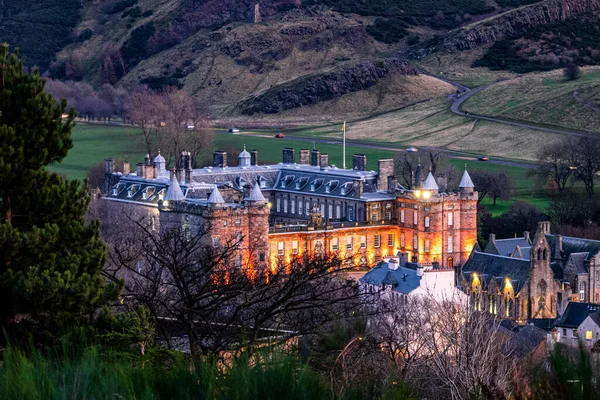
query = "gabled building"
(101, 147, 478, 271)
(554, 302, 600, 347)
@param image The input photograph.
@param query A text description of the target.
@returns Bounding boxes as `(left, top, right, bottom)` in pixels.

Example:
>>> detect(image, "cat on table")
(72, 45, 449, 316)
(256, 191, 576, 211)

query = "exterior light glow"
(267, 202, 272, 208)
(423, 190, 431, 199)
(162, 200, 169, 207)
(415, 190, 421, 198)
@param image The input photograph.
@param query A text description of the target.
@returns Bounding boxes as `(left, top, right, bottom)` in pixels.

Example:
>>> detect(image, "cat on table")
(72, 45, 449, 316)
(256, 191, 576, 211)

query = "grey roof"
(164, 175, 186, 201)
(459, 169, 474, 188)
(105, 179, 169, 205)
(247, 182, 266, 202)
(556, 302, 600, 328)
(422, 172, 439, 190)
(589, 312, 600, 327)
(462, 252, 531, 293)
(511, 246, 530, 259)
(485, 237, 531, 257)
(566, 253, 589, 274)
(207, 186, 225, 204)
(547, 235, 600, 261)
(507, 325, 548, 358)
(360, 260, 421, 294)
(153, 152, 166, 164)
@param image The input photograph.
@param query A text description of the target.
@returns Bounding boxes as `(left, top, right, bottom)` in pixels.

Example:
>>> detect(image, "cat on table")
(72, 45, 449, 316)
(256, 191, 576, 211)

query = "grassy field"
(50, 123, 548, 215)
(463, 67, 600, 132)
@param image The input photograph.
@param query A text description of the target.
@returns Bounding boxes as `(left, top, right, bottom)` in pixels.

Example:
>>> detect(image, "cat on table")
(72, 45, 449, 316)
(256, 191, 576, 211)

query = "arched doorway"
(447, 257, 454, 269)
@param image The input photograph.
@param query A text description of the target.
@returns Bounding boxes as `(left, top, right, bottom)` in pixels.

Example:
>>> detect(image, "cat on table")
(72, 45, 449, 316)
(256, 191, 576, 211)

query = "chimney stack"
(251, 150, 258, 166)
(523, 231, 530, 242)
(319, 154, 329, 170)
(377, 159, 394, 192)
(300, 149, 310, 165)
(353, 180, 364, 198)
(352, 154, 367, 171)
(311, 150, 320, 167)
(556, 234, 563, 255)
(213, 151, 227, 168)
(136, 162, 143, 177)
(489, 233, 496, 243)
(105, 158, 114, 174)
(144, 154, 151, 167)
(283, 147, 295, 164)
(388, 175, 397, 194)
(122, 161, 130, 176)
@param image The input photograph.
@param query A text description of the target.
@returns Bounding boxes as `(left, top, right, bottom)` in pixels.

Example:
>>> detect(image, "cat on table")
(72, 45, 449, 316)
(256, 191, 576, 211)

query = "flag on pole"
(342, 121, 346, 132)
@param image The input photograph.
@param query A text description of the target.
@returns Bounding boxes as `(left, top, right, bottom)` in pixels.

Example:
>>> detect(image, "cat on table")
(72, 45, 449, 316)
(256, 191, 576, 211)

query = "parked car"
(186, 124, 195, 130)
(228, 127, 240, 133)
(275, 132, 285, 138)
(406, 147, 418, 152)
(478, 156, 490, 161)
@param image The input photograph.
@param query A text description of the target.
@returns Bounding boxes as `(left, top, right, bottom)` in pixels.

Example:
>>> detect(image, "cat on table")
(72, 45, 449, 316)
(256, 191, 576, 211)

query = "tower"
(529, 222, 557, 319)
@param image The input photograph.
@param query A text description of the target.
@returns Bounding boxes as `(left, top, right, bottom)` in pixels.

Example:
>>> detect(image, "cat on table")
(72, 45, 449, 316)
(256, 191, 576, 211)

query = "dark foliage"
(495, 0, 541, 6)
(0, 0, 81, 69)
(120, 22, 156, 70)
(140, 76, 184, 91)
(76, 28, 93, 43)
(474, 16, 600, 72)
(563, 63, 581, 81)
(478, 201, 546, 246)
(367, 18, 408, 43)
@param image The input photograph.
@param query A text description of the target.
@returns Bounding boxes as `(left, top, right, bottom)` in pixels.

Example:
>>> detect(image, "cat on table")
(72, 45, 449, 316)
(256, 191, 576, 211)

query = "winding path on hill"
(438, 75, 593, 138)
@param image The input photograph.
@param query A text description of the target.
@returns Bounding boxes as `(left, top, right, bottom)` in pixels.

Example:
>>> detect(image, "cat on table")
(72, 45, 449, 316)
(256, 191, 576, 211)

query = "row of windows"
(276, 234, 396, 254)
(275, 198, 356, 221)
(399, 210, 454, 227)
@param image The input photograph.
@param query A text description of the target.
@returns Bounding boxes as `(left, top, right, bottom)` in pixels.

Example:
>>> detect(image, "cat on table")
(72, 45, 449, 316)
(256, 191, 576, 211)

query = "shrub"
(563, 63, 581, 80)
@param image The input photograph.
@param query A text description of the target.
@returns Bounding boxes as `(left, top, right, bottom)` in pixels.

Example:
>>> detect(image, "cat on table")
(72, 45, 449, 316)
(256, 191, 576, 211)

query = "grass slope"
(463, 67, 600, 132)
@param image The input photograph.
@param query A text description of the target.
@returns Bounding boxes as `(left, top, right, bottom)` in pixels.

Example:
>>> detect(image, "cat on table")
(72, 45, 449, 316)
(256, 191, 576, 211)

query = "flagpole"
(343, 121, 346, 169)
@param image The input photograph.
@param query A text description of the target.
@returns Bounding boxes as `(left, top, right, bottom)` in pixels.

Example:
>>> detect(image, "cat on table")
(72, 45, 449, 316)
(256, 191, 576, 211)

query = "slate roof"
(485, 237, 531, 257)
(106, 178, 169, 206)
(588, 312, 600, 327)
(462, 252, 531, 293)
(556, 302, 600, 328)
(164, 176, 186, 202)
(360, 260, 421, 294)
(507, 325, 548, 358)
(247, 182, 266, 202)
(510, 246, 531, 259)
(567, 253, 589, 274)
(547, 235, 600, 261)
(422, 172, 439, 190)
(207, 186, 225, 204)
(459, 170, 474, 188)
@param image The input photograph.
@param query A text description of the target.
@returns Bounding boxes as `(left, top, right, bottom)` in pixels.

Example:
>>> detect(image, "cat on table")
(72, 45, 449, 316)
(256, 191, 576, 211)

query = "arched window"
(543, 249, 547, 260)
(537, 249, 542, 261)
(448, 257, 454, 269)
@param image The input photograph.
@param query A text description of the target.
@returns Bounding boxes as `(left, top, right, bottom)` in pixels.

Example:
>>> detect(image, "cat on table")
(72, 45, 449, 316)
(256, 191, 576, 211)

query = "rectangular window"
(328, 204, 333, 219)
(448, 212, 454, 226)
(563, 328, 567, 337)
(347, 237, 353, 250)
(283, 198, 288, 213)
(448, 236, 454, 253)
(386, 211, 391, 220)
(348, 207, 354, 222)
(298, 201, 303, 216)
(425, 216, 430, 228)
(306, 202, 310, 216)
(336, 205, 341, 219)
(235, 255, 242, 268)
(372, 213, 379, 222)
(400, 233, 405, 248)
(332, 238, 339, 251)
(425, 239, 430, 253)
(400, 209, 405, 223)
(235, 219, 241, 225)
(413, 236, 418, 250)
(360, 236, 367, 249)
(321, 204, 325, 217)
(580, 282, 585, 301)
(278, 241, 284, 256)
(212, 237, 220, 248)
(587, 330, 593, 340)
(276, 198, 281, 212)
(374, 235, 381, 248)
(596, 271, 599, 281)
(291, 200, 295, 214)
(388, 234, 394, 247)
(292, 240, 298, 255)
(413, 211, 418, 225)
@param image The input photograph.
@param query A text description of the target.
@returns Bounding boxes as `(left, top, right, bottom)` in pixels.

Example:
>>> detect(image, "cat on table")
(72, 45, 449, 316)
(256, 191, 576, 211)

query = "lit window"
(373, 213, 379, 222)
(448, 212, 453, 226)
(332, 238, 339, 251)
(580, 282, 585, 301)
(425, 216, 430, 228)
(386, 211, 391, 220)
(388, 234, 394, 247)
(586, 330, 593, 340)
(400, 209, 405, 223)
(292, 240, 299, 255)
(425, 240, 430, 253)
(372, 204, 379, 209)
(278, 241, 284, 256)
(347, 237, 353, 250)
(400, 233, 405, 248)
(413, 236, 418, 250)
(374, 235, 381, 248)
(360, 236, 367, 249)
(413, 211, 418, 225)
(448, 236, 454, 253)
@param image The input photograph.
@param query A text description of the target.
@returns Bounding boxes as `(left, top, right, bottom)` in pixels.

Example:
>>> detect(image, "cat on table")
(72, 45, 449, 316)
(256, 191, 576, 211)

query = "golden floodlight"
(267, 202, 272, 208)
(423, 190, 431, 199)
(415, 190, 421, 198)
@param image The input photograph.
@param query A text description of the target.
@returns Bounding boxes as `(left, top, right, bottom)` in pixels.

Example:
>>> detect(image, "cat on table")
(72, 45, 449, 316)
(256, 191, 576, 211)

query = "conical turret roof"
(459, 169, 474, 188)
(422, 172, 439, 190)
(207, 186, 225, 205)
(164, 174, 186, 201)
(247, 182, 266, 202)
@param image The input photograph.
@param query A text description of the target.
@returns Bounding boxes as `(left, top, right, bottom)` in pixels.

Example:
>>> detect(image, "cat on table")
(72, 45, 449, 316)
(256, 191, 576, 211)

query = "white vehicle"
(406, 147, 419, 152)
(229, 127, 240, 134)
(186, 124, 195, 130)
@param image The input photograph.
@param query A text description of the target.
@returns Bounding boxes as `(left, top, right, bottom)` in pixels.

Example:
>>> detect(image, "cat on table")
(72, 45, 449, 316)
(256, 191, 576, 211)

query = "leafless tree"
(529, 140, 575, 193)
(567, 136, 600, 196)
(470, 170, 512, 205)
(125, 90, 164, 158)
(103, 216, 364, 357)
(394, 147, 455, 190)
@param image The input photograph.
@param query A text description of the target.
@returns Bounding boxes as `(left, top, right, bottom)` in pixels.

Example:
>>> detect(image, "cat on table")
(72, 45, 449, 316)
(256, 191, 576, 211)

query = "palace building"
(101, 147, 478, 271)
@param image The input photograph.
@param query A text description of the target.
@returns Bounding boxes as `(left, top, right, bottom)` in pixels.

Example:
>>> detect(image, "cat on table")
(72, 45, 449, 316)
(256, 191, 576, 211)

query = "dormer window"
(280, 175, 294, 188)
(310, 179, 323, 191)
(310, 183, 316, 192)
(127, 184, 141, 198)
(112, 182, 126, 196)
(158, 189, 166, 200)
(142, 186, 156, 200)
(324, 180, 339, 194)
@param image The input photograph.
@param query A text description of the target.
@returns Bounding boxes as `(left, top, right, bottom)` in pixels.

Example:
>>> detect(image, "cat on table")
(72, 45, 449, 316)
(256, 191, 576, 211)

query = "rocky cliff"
(235, 59, 417, 114)
(415, 0, 600, 56)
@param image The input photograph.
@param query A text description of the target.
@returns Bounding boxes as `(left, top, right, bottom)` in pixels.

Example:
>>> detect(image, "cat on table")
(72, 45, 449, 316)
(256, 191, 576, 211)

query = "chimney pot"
(311, 150, 320, 167)
(122, 161, 130, 176)
(523, 231, 530, 242)
(319, 154, 329, 170)
(283, 147, 295, 164)
(489, 233, 496, 243)
(105, 158, 114, 174)
(251, 150, 258, 166)
(213, 151, 227, 168)
(352, 154, 367, 171)
(300, 149, 310, 165)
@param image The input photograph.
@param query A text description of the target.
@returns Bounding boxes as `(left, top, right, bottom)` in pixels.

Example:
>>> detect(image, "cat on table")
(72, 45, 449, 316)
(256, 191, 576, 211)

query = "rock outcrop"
(236, 59, 418, 114)
(415, 0, 600, 56)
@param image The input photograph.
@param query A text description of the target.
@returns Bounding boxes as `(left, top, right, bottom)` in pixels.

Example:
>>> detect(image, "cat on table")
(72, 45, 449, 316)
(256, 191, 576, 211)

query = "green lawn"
(51, 123, 548, 216)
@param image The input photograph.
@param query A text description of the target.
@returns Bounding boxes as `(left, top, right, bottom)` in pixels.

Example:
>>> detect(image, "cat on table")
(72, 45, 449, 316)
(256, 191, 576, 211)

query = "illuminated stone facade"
(102, 148, 478, 270)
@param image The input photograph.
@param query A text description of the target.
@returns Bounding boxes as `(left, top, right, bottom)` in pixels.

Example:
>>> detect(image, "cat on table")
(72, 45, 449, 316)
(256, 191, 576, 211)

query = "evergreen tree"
(0, 45, 120, 344)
